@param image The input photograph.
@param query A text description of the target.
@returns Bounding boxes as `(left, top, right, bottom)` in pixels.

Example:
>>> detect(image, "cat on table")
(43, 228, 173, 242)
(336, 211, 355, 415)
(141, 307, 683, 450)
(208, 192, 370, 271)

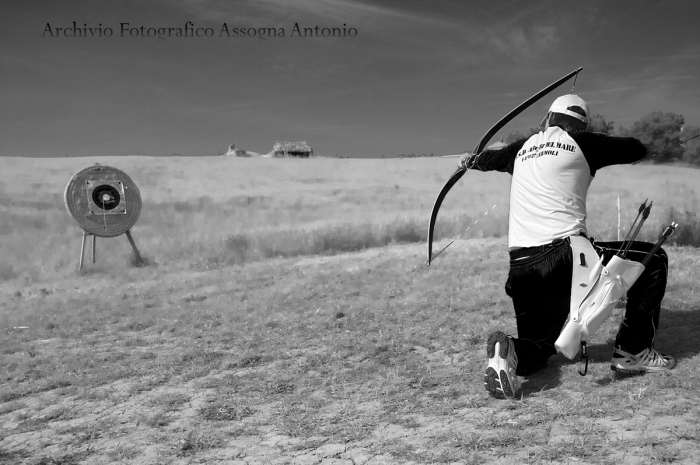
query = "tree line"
(503, 111, 700, 166)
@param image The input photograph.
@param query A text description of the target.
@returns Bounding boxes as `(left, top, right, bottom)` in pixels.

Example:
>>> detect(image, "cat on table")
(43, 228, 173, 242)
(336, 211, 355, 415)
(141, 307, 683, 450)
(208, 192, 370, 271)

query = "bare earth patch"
(1, 240, 700, 464)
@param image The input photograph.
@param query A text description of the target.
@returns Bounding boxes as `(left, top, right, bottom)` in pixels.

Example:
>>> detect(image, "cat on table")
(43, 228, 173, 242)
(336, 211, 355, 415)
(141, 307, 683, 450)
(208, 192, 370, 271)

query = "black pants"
(505, 238, 668, 376)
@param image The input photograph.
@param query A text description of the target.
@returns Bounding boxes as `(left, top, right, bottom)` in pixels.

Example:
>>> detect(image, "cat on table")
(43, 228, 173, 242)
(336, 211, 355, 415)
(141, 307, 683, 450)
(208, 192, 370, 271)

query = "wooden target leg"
(79, 231, 87, 270)
(125, 230, 144, 265)
(92, 234, 96, 264)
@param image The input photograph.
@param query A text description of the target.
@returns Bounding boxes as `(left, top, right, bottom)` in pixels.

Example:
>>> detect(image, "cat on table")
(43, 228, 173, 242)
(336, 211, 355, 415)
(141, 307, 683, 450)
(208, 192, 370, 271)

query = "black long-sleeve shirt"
(471, 128, 647, 177)
(468, 126, 648, 248)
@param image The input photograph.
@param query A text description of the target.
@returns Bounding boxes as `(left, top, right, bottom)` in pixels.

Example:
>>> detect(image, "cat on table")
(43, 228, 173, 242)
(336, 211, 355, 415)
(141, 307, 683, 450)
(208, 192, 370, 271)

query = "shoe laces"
(637, 347, 671, 366)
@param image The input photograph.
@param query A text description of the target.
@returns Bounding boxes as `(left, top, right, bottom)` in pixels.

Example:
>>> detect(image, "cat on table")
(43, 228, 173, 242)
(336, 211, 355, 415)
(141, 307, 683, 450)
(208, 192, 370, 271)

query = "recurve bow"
(427, 67, 583, 265)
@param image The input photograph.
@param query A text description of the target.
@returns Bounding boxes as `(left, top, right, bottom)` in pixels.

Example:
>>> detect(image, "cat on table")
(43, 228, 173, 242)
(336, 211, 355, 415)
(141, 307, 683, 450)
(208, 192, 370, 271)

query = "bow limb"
(426, 67, 583, 265)
(426, 166, 466, 264)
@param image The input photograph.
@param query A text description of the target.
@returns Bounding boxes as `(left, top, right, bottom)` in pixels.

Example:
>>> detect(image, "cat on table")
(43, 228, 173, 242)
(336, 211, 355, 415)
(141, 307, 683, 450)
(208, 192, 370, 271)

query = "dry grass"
(1, 157, 698, 283)
(0, 156, 699, 463)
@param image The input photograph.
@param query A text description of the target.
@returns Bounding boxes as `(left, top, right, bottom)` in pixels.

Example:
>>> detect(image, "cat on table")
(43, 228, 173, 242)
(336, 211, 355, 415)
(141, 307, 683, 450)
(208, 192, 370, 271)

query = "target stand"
(64, 164, 144, 270)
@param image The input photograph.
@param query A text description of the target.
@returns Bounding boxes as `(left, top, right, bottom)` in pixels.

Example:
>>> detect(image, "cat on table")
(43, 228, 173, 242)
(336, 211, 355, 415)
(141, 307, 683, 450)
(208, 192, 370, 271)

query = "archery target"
(64, 164, 142, 237)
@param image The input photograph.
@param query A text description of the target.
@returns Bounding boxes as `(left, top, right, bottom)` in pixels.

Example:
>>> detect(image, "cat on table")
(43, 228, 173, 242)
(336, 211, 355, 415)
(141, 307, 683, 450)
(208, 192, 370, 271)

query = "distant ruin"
(224, 141, 313, 158)
(273, 141, 313, 158)
(225, 144, 250, 157)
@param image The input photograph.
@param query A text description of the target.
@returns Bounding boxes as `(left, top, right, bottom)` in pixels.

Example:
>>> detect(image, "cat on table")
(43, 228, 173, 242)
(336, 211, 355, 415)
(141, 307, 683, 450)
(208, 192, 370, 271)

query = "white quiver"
(555, 236, 645, 362)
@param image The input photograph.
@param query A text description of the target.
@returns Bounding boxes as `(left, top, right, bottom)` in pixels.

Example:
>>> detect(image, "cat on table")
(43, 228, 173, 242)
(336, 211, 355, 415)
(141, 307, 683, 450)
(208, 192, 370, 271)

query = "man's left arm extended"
(460, 139, 526, 174)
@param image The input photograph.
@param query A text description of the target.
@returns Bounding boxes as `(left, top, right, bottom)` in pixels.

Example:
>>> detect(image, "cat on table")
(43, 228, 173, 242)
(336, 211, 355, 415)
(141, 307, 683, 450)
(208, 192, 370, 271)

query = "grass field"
(1, 156, 698, 282)
(1, 156, 700, 464)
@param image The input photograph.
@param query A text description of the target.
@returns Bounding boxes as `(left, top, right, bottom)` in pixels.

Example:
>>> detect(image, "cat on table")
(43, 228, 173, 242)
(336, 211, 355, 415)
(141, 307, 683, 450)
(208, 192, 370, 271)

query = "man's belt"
(509, 237, 569, 261)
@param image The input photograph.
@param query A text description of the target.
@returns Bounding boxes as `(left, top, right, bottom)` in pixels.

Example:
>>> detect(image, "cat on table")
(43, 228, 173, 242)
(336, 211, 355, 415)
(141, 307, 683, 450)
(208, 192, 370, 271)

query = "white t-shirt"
(508, 127, 592, 249)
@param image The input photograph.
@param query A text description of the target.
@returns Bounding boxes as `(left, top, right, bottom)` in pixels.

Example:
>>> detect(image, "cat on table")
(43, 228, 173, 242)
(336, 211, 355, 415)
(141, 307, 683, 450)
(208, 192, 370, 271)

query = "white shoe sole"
(484, 332, 518, 399)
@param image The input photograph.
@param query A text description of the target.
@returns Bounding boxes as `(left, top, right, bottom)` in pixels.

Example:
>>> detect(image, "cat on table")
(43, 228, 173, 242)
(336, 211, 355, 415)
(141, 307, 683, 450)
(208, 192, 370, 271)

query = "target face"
(64, 164, 142, 237)
(86, 180, 125, 214)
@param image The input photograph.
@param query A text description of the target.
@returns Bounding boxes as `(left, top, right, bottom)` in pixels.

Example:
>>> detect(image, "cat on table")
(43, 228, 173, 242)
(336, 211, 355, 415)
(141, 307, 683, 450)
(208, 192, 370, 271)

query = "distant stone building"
(273, 141, 313, 158)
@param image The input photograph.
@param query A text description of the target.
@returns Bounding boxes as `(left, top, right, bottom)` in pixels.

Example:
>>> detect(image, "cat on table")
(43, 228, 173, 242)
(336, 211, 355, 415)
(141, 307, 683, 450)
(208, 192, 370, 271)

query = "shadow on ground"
(518, 304, 700, 394)
(654, 306, 700, 360)
(521, 360, 564, 395)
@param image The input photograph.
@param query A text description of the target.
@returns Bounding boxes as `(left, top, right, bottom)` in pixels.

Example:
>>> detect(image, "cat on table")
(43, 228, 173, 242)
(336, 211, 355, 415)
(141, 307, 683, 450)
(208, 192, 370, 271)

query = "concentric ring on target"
(64, 164, 142, 237)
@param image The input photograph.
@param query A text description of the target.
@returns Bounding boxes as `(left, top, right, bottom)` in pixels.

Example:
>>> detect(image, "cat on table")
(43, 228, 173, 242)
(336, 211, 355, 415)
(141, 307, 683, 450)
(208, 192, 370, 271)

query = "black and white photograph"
(2, 1, 700, 463)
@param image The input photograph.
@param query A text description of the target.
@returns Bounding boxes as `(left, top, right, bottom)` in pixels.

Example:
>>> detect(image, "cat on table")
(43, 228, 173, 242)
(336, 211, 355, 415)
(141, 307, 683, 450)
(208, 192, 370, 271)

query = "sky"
(2, 0, 699, 158)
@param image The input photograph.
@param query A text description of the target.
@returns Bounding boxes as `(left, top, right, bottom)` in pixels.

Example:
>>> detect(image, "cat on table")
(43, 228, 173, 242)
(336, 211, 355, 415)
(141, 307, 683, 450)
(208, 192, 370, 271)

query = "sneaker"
(484, 331, 520, 399)
(611, 347, 676, 373)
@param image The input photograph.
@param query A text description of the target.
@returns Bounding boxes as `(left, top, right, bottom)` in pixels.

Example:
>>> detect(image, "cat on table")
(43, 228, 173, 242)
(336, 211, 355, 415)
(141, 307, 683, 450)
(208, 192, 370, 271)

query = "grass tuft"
(199, 401, 254, 421)
(177, 430, 224, 456)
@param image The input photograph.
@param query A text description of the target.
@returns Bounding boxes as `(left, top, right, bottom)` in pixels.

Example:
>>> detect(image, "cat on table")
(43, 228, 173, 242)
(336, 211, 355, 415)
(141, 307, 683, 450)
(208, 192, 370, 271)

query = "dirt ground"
(2, 243, 699, 464)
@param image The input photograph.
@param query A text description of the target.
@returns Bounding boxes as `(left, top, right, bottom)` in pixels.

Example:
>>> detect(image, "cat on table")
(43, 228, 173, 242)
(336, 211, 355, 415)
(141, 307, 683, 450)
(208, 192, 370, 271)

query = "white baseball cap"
(541, 94, 590, 126)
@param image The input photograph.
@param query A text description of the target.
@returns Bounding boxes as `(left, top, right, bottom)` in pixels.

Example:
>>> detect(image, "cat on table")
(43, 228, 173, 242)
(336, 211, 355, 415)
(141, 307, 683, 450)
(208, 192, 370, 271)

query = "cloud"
(250, 0, 452, 27)
(178, 0, 455, 30)
(484, 25, 559, 60)
(577, 66, 700, 128)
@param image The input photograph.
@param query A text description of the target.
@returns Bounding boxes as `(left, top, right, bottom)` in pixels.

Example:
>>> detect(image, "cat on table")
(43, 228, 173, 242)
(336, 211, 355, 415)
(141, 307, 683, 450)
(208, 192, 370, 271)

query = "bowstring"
(571, 71, 579, 93)
(431, 162, 508, 261)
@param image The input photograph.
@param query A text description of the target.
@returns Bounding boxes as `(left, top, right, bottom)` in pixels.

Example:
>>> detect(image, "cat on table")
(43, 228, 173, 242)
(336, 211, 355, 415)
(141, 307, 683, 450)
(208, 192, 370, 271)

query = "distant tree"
(621, 112, 685, 164)
(505, 132, 526, 144)
(681, 125, 700, 165)
(588, 114, 615, 135)
(505, 126, 541, 144)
